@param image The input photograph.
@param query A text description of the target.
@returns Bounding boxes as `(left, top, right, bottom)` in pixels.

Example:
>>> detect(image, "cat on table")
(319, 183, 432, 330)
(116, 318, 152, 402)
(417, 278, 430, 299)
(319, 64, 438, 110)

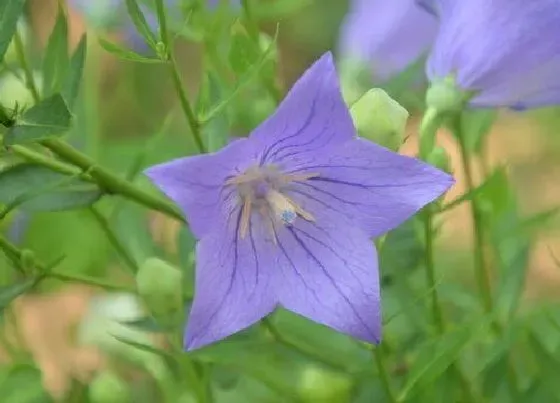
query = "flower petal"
(284, 138, 454, 238)
(144, 138, 258, 239)
(426, 0, 560, 108)
(250, 52, 355, 165)
(338, 0, 438, 81)
(185, 211, 277, 350)
(273, 217, 381, 344)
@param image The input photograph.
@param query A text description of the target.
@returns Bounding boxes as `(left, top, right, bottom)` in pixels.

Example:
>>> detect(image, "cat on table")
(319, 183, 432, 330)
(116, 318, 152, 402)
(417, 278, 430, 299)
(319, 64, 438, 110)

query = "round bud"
(88, 371, 130, 403)
(136, 258, 183, 319)
(425, 76, 472, 114)
(298, 366, 352, 403)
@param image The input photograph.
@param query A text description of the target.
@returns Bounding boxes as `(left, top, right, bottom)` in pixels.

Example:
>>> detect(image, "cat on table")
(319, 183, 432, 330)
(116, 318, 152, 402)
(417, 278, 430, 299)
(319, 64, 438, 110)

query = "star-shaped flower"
(145, 52, 454, 350)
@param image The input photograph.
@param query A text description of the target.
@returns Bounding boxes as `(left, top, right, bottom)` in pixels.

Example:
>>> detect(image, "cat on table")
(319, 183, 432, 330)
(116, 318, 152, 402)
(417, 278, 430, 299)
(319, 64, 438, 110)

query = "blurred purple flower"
(338, 0, 438, 81)
(144, 52, 454, 350)
(425, 0, 560, 109)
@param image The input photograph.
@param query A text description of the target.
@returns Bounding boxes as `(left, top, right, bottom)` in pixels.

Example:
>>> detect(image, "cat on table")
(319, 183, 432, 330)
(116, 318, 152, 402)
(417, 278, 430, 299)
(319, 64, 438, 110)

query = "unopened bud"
(427, 147, 452, 174)
(136, 258, 183, 318)
(338, 58, 372, 105)
(88, 371, 130, 403)
(350, 88, 409, 151)
(426, 76, 472, 114)
(298, 366, 352, 403)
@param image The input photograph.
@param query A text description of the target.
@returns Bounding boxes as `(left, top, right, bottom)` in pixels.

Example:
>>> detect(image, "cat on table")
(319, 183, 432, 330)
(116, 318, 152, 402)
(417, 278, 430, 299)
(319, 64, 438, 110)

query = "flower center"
(226, 165, 318, 240)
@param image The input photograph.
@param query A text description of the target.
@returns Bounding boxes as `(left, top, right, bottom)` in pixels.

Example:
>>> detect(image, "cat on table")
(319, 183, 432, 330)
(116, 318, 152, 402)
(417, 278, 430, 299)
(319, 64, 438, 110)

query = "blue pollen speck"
(280, 210, 297, 225)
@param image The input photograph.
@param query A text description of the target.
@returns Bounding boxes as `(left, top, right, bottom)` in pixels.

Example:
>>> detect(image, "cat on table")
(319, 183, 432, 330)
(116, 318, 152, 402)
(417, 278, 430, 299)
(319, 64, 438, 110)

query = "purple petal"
(250, 52, 355, 164)
(426, 0, 560, 108)
(284, 138, 454, 238)
(273, 217, 381, 344)
(144, 139, 258, 239)
(338, 0, 438, 81)
(184, 212, 276, 350)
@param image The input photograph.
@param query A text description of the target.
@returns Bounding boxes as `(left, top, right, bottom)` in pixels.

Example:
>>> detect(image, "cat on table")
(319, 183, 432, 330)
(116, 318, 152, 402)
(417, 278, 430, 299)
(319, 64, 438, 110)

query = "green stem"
(422, 209, 444, 332)
(88, 206, 139, 273)
(452, 114, 520, 398)
(13, 31, 40, 104)
(155, 0, 205, 153)
(48, 271, 135, 292)
(454, 117, 493, 315)
(38, 138, 184, 222)
(372, 345, 397, 403)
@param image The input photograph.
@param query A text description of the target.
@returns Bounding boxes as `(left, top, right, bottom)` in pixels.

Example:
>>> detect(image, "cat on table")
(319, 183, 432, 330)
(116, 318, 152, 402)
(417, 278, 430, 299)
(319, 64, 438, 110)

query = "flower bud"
(88, 371, 130, 403)
(427, 146, 452, 174)
(136, 257, 183, 318)
(426, 76, 472, 114)
(0, 70, 43, 111)
(338, 58, 372, 105)
(350, 88, 409, 151)
(78, 292, 156, 365)
(298, 366, 352, 403)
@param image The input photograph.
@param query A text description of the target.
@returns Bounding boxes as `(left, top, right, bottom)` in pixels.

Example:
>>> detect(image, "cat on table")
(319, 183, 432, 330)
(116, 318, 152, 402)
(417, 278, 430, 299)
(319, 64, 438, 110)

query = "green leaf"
(42, 4, 69, 97)
(0, 0, 26, 63)
(398, 317, 491, 401)
(0, 278, 38, 312)
(62, 34, 87, 109)
(124, 0, 157, 49)
(0, 364, 53, 403)
(527, 330, 560, 400)
(98, 38, 164, 64)
(228, 25, 260, 77)
(0, 163, 102, 212)
(4, 94, 72, 145)
(119, 316, 170, 333)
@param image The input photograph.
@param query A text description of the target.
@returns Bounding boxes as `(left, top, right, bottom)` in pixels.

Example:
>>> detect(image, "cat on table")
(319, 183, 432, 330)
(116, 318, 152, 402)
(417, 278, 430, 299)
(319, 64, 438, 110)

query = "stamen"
(280, 172, 320, 184)
(239, 196, 252, 239)
(266, 190, 315, 225)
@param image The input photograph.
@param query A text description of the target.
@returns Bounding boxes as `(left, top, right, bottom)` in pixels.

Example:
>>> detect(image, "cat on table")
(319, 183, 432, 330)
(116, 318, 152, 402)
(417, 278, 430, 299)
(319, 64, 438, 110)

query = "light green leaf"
(228, 25, 260, 77)
(4, 94, 72, 144)
(398, 317, 491, 401)
(98, 38, 164, 64)
(62, 34, 87, 109)
(42, 4, 69, 97)
(124, 0, 157, 48)
(0, 0, 26, 63)
(0, 163, 101, 212)
(0, 364, 53, 403)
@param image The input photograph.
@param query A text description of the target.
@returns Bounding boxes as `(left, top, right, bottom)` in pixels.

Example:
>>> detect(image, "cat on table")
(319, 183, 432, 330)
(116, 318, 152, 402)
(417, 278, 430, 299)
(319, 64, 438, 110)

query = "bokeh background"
(1, 0, 559, 401)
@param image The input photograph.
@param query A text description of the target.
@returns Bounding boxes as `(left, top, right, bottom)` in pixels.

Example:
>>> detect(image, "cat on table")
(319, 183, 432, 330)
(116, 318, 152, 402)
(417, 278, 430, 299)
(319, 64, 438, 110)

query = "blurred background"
(0, 0, 559, 401)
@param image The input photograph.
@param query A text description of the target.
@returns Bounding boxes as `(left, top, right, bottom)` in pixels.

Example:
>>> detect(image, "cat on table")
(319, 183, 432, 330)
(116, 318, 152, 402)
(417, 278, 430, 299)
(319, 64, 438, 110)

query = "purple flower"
(425, 0, 560, 109)
(144, 52, 454, 350)
(338, 0, 438, 81)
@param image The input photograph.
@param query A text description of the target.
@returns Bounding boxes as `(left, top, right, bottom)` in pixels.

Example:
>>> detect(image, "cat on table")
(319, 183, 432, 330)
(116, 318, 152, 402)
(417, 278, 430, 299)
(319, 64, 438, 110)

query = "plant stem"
(155, 0, 205, 153)
(13, 31, 40, 103)
(88, 206, 139, 273)
(38, 138, 184, 222)
(372, 345, 397, 403)
(422, 209, 444, 332)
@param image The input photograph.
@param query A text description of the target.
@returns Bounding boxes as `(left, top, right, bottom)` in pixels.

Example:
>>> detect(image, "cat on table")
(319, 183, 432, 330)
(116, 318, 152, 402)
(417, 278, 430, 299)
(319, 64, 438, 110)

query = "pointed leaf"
(4, 94, 72, 144)
(42, 4, 69, 96)
(0, 0, 26, 63)
(62, 34, 87, 109)
(124, 0, 157, 48)
(98, 38, 164, 64)
(0, 278, 38, 311)
(0, 163, 101, 211)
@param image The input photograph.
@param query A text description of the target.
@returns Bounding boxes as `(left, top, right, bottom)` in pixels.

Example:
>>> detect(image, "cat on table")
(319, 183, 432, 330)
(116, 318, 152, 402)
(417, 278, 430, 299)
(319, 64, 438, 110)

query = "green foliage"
(0, 2, 558, 403)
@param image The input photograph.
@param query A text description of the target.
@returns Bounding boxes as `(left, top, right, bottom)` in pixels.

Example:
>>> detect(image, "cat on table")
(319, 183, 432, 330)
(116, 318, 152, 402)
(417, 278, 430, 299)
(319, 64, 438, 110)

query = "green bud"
(338, 58, 372, 105)
(88, 371, 130, 403)
(425, 76, 473, 114)
(0, 70, 43, 111)
(350, 88, 409, 151)
(136, 258, 183, 318)
(155, 42, 168, 60)
(298, 366, 352, 403)
(427, 147, 452, 174)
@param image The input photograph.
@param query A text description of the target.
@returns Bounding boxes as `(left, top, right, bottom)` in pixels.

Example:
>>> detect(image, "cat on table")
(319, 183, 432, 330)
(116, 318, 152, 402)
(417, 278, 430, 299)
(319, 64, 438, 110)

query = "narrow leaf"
(42, 4, 69, 96)
(0, 163, 101, 211)
(0, 0, 26, 62)
(62, 34, 87, 109)
(124, 0, 157, 48)
(0, 278, 39, 311)
(4, 94, 72, 144)
(98, 38, 164, 64)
